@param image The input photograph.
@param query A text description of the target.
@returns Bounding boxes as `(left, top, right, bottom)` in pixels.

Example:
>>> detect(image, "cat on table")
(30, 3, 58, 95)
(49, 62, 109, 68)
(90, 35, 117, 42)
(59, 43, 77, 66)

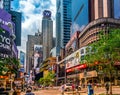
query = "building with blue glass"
(9, 11, 22, 46)
(1, 0, 22, 46)
(71, 0, 89, 35)
(114, 0, 120, 19)
(56, 0, 72, 56)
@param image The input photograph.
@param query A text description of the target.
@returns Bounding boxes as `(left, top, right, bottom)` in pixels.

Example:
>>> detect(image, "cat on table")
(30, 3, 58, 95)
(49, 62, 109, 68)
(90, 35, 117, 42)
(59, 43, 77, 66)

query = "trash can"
(87, 84, 94, 95)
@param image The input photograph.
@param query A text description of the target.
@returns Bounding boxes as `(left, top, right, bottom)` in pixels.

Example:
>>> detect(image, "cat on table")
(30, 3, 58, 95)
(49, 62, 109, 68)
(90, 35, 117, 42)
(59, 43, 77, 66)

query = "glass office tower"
(114, 0, 120, 19)
(56, 0, 72, 55)
(71, 0, 89, 35)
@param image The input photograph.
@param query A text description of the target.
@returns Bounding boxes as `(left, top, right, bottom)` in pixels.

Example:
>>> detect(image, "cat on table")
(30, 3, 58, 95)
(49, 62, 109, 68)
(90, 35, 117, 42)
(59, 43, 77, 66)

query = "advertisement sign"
(0, 28, 11, 54)
(20, 51, 25, 66)
(0, 9, 12, 33)
(34, 45, 43, 70)
(43, 10, 51, 18)
(0, 9, 17, 56)
(66, 49, 81, 69)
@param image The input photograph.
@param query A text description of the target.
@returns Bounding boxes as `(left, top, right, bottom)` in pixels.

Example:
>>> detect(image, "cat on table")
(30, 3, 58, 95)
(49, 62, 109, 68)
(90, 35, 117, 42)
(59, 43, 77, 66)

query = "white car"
(64, 83, 81, 91)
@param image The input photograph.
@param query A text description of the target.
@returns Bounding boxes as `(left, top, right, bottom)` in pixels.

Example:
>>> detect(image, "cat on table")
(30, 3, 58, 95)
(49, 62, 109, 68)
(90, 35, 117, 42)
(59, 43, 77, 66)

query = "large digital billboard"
(20, 51, 25, 72)
(0, 9, 12, 33)
(34, 45, 43, 69)
(34, 45, 43, 74)
(0, 28, 11, 54)
(20, 51, 25, 66)
(0, 9, 16, 55)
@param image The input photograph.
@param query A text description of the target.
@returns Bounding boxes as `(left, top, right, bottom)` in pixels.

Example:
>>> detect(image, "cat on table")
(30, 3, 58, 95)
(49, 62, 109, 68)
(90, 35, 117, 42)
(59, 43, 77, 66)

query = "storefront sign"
(66, 64, 87, 73)
(80, 70, 97, 79)
(75, 64, 87, 70)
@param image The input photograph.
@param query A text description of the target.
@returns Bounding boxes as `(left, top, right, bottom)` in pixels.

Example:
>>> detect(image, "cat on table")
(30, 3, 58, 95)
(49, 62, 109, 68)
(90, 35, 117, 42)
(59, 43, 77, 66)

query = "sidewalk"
(64, 86, 120, 95)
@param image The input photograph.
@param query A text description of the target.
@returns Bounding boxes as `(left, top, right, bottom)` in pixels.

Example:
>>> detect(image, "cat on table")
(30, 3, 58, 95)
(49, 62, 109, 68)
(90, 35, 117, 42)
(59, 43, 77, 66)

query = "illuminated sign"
(0, 29, 11, 54)
(43, 10, 51, 18)
(0, 9, 12, 32)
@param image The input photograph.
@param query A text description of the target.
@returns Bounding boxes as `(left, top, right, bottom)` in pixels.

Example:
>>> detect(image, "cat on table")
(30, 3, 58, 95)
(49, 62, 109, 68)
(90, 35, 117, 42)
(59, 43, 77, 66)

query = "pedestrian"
(25, 87, 35, 95)
(12, 87, 17, 95)
(87, 82, 94, 95)
(72, 83, 75, 91)
(59, 84, 64, 95)
(105, 82, 109, 94)
(75, 83, 79, 91)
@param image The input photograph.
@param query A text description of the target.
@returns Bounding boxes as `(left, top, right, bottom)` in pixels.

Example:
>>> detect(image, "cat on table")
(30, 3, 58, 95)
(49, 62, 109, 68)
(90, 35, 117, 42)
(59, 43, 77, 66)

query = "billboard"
(34, 45, 43, 69)
(0, 9, 13, 33)
(0, 9, 17, 56)
(20, 51, 25, 66)
(20, 51, 25, 72)
(0, 28, 11, 54)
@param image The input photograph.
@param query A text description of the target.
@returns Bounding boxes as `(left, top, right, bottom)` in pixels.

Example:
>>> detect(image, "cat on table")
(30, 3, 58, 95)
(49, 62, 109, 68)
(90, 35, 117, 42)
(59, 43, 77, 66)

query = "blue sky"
(11, 0, 56, 53)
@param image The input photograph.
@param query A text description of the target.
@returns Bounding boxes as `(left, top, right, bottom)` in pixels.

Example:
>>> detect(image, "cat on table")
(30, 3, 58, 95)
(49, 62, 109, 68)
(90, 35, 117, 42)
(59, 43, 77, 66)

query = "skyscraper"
(42, 10, 53, 60)
(26, 32, 42, 74)
(9, 11, 21, 46)
(71, 0, 89, 35)
(71, 0, 114, 34)
(56, 0, 72, 55)
(114, 0, 120, 19)
(2, 0, 13, 11)
(94, 0, 114, 19)
(0, 0, 22, 46)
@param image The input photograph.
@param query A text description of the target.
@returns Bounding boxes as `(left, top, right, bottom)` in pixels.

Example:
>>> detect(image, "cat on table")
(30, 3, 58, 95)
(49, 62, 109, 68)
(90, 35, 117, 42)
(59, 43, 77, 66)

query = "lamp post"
(56, 56, 59, 86)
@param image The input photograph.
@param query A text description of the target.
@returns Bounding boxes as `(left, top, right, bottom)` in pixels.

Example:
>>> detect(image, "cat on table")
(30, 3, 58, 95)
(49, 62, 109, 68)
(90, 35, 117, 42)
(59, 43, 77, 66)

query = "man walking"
(105, 82, 109, 94)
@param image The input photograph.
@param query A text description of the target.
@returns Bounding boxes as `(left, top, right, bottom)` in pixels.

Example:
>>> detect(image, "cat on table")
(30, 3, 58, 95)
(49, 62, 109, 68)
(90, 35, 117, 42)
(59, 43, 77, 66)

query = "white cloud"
(17, 0, 56, 53)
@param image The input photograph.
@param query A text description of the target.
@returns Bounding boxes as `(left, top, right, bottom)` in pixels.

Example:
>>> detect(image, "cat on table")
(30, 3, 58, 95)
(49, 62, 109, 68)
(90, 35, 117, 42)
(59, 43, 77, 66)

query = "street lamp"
(56, 56, 59, 86)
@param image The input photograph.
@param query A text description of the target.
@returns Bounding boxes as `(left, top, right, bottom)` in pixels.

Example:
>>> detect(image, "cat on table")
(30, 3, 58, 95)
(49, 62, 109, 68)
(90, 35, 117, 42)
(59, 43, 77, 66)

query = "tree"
(0, 57, 20, 75)
(38, 71, 55, 87)
(84, 29, 120, 95)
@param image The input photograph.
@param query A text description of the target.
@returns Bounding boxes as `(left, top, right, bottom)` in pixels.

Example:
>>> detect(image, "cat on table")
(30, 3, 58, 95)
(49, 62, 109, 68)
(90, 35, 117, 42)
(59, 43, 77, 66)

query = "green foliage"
(84, 29, 120, 77)
(85, 29, 120, 65)
(84, 29, 120, 94)
(38, 71, 55, 86)
(0, 58, 20, 75)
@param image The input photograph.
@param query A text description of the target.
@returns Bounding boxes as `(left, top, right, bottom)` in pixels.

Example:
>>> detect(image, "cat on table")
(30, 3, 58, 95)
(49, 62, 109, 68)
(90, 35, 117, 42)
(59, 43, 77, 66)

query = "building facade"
(0, 9, 18, 58)
(56, 0, 72, 56)
(56, 0, 120, 85)
(26, 32, 42, 74)
(9, 11, 21, 46)
(42, 10, 53, 60)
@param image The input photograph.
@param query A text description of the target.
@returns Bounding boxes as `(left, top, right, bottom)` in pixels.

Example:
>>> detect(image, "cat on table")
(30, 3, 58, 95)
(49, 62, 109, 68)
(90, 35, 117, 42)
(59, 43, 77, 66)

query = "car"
(64, 83, 81, 91)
